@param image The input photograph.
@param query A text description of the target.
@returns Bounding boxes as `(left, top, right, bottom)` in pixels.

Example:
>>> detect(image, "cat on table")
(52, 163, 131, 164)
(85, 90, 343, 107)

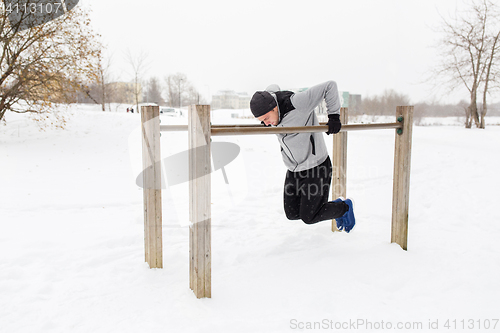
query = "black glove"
(326, 114, 341, 134)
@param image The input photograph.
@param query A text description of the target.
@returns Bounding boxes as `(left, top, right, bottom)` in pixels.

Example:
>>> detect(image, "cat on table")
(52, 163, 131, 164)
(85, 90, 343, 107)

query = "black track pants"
(283, 156, 348, 224)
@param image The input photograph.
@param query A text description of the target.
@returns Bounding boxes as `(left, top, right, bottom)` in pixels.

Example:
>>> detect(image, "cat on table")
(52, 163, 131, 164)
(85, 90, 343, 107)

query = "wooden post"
(391, 106, 413, 250)
(331, 107, 348, 232)
(141, 106, 163, 268)
(188, 105, 212, 298)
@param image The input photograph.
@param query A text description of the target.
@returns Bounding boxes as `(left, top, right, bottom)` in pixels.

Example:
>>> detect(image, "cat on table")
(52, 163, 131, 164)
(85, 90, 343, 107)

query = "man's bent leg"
(298, 157, 342, 224)
(283, 170, 301, 220)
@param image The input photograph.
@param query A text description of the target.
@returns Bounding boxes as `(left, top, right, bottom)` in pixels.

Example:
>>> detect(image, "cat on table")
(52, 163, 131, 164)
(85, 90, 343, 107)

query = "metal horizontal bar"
(211, 122, 402, 136)
(159, 123, 329, 131)
(160, 124, 261, 131)
(160, 122, 403, 135)
(213, 122, 329, 128)
(160, 125, 188, 132)
(209, 124, 265, 128)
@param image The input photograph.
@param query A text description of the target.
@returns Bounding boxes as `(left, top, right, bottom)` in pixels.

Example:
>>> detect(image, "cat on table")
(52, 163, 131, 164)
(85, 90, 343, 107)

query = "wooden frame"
(141, 105, 414, 298)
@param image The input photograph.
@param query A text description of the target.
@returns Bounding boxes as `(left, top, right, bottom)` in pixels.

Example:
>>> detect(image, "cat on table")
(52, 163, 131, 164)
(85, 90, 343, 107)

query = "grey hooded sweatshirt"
(266, 81, 341, 172)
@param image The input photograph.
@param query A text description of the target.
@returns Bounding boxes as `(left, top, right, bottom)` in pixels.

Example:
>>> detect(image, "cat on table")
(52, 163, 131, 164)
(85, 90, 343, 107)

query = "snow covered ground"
(1, 106, 499, 333)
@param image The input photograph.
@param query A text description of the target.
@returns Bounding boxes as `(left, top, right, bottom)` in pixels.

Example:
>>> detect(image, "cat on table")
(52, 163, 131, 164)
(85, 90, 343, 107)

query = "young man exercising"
(250, 81, 355, 232)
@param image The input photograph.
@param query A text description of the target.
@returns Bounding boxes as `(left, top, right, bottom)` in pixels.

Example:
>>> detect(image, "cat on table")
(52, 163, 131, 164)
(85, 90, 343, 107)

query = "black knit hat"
(250, 91, 277, 117)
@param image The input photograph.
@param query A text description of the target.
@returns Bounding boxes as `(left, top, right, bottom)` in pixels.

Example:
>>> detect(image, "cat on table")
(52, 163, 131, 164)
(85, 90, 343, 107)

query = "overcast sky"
(80, 0, 485, 104)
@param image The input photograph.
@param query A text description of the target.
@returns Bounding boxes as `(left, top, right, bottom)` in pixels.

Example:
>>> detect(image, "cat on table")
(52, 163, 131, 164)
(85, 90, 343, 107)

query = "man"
(250, 81, 355, 232)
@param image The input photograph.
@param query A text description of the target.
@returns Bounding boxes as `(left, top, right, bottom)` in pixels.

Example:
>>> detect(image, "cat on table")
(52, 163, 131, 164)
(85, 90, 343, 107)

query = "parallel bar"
(211, 122, 402, 136)
(210, 124, 264, 127)
(160, 125, 188, 132)
(213, 122, 329, 127)
(160, 122, 402, 134)
(161, 124, 261, 131)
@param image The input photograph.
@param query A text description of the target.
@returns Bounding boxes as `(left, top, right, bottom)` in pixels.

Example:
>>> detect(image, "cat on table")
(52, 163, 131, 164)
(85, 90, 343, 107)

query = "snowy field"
(1, 106, 500, 333)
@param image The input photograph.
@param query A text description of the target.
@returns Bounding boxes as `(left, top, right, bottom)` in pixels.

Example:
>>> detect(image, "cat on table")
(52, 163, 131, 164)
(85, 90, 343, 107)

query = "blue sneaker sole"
(343, 199, 356, 233)
(333, 198, 346, 231)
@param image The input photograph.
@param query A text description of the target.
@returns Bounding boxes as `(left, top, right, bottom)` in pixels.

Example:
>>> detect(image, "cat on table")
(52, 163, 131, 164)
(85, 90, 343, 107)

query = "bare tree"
(96, 52, 115, 111)
(125, 49, 148, 112)
(164, 75, 175, 107)
(0, 1, 101, 122)
(164, 73, 188, 107)
(481, 25, 500, 127)
(185, 84, 206, 105)
(144, 77, 164, 105)
(163, 73, 204, 107)
(435, 0, 500, 128)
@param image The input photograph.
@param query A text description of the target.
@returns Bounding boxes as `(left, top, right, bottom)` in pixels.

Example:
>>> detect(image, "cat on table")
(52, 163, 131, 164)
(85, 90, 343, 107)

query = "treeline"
(75, 72, 205, 108)
(351, 89, 500, 118)
(414, 101, 500, 118)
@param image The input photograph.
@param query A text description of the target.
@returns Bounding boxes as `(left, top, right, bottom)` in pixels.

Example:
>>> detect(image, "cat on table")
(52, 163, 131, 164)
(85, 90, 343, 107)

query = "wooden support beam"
(141, 106, 163, 268)
(188, 105, 212, 298)
(331, 108, 348, 232)
(391, 106, 414, 250)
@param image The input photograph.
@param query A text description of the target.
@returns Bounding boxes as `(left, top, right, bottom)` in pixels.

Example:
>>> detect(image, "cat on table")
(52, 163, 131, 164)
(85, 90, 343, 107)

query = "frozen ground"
(1, 106, 499, 332)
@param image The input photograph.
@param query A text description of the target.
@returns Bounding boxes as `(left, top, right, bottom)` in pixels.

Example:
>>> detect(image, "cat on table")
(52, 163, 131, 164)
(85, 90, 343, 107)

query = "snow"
(1, 105, 499, 332)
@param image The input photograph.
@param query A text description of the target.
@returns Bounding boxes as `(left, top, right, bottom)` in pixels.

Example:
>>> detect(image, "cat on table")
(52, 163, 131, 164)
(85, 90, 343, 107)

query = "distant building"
(211, 91, 250, 109)
(273, 88, 360, 115)
(211, 88, 360, 115)
(315, 91, 358, 114)
(349, 94, 362, 114)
